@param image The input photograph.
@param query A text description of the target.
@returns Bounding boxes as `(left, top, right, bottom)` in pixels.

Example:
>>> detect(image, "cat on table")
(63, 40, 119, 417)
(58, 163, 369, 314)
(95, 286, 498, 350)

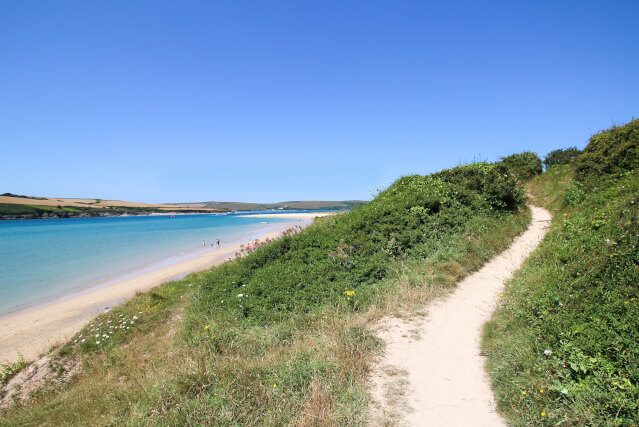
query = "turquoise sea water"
(0, 212, 306, 316)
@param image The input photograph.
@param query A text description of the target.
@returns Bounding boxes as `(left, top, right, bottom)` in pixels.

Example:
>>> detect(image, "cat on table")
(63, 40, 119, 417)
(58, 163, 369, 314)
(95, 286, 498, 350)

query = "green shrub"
(575, 118, 639, 189)
(432, 162, 525, 210)
(186, 163, 525, 329)
(543, 147, 583, 168)
(562, 181, 585, 207)
(1, 355, 25, 386)
(499, 151, 543, 182)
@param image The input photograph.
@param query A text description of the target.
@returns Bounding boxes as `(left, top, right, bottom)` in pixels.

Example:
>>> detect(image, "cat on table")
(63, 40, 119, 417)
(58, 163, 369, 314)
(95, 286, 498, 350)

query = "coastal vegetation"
(0, 157, 531, 425)
(483, 119, 639, 425)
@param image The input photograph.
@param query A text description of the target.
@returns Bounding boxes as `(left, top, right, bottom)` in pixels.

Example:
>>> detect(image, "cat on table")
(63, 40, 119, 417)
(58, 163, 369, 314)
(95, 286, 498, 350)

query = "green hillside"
(1, 157, 531, 425)
(483, 119, 639, 425)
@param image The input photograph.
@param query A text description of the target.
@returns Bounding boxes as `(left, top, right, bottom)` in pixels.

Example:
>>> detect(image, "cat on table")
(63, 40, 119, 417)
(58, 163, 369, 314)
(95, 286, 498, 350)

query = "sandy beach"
(0, 215, 329, 363)
(236, 212, 335, 219)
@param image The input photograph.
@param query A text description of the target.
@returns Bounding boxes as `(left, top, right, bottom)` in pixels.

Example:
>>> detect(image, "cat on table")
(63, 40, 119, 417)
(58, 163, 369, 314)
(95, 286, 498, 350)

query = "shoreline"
(236, 212, 335, 219)
(0, 214, 325, 363)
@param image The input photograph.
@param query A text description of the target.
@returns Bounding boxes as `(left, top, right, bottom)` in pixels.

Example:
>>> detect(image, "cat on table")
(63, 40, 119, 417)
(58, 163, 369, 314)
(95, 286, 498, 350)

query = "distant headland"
(0, 193, 365, 220)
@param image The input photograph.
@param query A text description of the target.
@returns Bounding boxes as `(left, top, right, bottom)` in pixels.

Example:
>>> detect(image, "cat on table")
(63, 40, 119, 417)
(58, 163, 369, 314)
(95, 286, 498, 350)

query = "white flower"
(237, 294, 243, 298)
(95, 334, 99, 337)
(96, 341, 100, 344)
(133, 315, 138, 320)
(544, 349, 552, 356)
(130, 321, 134, 325)
(81, 339, 85, 343)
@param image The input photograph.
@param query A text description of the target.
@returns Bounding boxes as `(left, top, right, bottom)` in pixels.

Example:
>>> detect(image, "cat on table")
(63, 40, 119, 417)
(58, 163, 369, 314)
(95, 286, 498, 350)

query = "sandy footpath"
(369, 206, 552, 426)
(0, 215, 327, 363)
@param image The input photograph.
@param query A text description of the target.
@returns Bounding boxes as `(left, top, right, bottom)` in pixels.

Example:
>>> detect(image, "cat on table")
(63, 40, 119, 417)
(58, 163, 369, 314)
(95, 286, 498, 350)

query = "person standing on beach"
(216, 238, 220, 248)
(203, 240, 206, 248)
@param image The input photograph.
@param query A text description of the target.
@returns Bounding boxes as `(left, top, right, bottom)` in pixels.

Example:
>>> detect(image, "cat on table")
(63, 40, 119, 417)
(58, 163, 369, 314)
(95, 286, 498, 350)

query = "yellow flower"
(204, 325, 210, 329)
(563, 213, 568, 216)
(539, 389, 544, 393)
(273, 384, 277, 388)
(211, 335, 216, 339)
(521, 391, 527, 395)
(541, 412, 546, 417)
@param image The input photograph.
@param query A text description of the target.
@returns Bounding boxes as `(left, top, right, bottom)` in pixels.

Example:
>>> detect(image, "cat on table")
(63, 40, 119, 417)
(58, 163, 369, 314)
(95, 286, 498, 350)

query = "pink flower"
(349, 246, 354, 250)
(328, 253, 333, 257)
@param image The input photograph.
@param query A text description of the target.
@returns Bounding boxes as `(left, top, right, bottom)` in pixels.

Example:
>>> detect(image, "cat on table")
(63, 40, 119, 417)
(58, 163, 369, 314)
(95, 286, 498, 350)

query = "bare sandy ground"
(0, 216, 324, 363)
(369, 206, 552, 426)
(236, 212, 335, 219)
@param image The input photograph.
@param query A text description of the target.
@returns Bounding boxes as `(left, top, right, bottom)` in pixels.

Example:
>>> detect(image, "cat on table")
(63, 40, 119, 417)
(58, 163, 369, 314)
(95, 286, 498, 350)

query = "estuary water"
(0, 212, 305, 316)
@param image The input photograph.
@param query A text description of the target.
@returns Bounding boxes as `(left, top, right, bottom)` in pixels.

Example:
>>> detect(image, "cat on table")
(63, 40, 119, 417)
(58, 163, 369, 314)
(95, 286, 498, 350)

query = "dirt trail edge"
(369, 206, 552, 426)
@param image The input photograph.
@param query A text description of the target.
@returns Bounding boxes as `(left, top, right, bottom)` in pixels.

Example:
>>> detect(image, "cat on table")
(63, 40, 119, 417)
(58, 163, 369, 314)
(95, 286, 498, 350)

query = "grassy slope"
(483, 120, 639, 426)
(1, 162, 531, 426)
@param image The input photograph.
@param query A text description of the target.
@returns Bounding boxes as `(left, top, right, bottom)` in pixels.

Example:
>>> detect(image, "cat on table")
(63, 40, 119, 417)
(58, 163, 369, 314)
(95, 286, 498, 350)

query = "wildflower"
(204, 325, 210, 329)
(237, 294, 243, 298)
(349, 246, 354, 250)
(81, 339, 85, 343)
(541, 412, 546, 417)
(563, 213, 567, 217)
(544, 349, 552, 356)
(96, 341, 100, 344)
(328, 253, 333, 257)
(273, 384, 277, 388)
(539, 389, 544, 393)
(133, 315, 138, 320)
(521, 391, 527, 395)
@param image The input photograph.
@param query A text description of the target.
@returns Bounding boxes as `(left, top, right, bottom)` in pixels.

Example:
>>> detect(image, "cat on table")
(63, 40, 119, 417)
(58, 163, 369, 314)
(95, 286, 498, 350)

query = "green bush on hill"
(484, 119, 639, 425)
(575, 118, 639, 189)
(543, 147, 583, 168)
(186, 163, 525, 327)
(499, 151, 543, 182)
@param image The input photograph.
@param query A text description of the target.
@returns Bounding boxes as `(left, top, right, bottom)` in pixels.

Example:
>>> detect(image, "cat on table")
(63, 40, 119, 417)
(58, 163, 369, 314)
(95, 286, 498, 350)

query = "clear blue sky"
(1, 1, 637, 203)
